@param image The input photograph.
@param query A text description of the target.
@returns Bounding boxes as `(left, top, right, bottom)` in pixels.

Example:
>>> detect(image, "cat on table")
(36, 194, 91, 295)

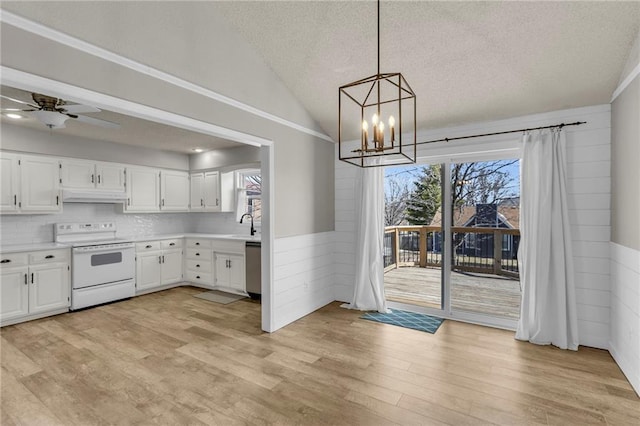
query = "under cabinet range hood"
(62, 189, 127, 203)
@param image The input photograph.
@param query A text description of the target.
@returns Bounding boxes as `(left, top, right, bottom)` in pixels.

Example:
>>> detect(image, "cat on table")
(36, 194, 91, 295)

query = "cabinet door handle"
(56, 195, 59, 205)
(98, 175, 101, 184)
(0, 259, 11, 263)
(13, 194, 16, 206)
(162, 255, 165, 263)
(216, 198, 219, 206)
(45, 255, 55, 259)
(161, 199, 165, 207)
(145, 245, 152, 249)
(195, 242, 200, 246)
(169, 243, 175, 246)
(31, 273, 34, 284)
(196, 264, 200, 268)
(127, 198, 131, 206)
(196, 275, 201, 279)
(24, 273, 28, 285)
(200, 199, 203, 206)
(158, 256, 162, 264)
(91, 174, 95, 183)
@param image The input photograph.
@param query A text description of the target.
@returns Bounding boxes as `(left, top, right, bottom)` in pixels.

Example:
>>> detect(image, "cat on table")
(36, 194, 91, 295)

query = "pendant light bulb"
(372, 114, 379, 125)
(389, 116, 395, 127)
(362, 120, 368, 131)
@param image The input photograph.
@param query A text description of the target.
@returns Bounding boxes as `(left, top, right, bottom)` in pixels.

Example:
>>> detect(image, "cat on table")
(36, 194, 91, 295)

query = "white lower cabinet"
(135, 239, 183, 293)
(185, 239, 214, 287)
(184, 238, 246, 293)
(0, 249, 70, 326)
(214, 253, 245, 293)
(211, 240, 246, 294)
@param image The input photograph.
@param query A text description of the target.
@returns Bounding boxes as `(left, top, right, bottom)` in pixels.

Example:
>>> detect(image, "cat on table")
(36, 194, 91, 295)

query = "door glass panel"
(449, 159, 521, 320)
(384, 165, 443, 310)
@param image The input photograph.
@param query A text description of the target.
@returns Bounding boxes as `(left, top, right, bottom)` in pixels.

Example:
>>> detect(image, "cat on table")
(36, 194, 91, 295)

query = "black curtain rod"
(417, 121, 587, 146)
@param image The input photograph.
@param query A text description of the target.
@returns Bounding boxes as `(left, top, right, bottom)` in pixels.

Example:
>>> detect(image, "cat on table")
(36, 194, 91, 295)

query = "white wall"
(334, 104, 612, 349)
(610, 34, 640, 394)
(1, 123, 189, 171)
(610, 243, 640, 394)
(272, 232, 335, 330)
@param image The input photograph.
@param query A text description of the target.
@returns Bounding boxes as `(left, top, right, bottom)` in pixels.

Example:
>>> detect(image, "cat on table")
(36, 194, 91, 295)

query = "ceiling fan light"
(31, 110, 69, 129)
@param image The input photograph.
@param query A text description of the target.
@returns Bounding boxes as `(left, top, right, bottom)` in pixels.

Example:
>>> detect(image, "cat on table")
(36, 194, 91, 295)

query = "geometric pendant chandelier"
(338, 0, 417, 168)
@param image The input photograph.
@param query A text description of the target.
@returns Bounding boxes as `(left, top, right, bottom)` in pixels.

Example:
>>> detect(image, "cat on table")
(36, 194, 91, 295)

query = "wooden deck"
(384, 266, 521, 320)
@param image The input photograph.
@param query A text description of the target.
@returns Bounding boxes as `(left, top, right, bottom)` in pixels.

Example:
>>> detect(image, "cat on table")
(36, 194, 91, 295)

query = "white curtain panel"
(516, 129, 579, 350)
(344, 164, 389, 313)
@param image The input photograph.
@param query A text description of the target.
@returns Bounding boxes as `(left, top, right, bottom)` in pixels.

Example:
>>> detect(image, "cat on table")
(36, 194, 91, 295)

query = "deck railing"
(384, 225, 520, 278)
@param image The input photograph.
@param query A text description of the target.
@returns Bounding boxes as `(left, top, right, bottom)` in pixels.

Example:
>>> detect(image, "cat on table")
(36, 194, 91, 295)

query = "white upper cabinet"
(0, 153, 61, 214)
(189, 172, 205, 211)
(190, 170, 234, 213)
(125, 166, 160, 212)
(61, 159, 125, 191)
(0, 152, 20, 213)
(20, 155, 61, 213)
(203, 171, 221, 212)
(60, 159, 95, 189)
(96, 162, 125, 191)
(160, 170, 189, 212)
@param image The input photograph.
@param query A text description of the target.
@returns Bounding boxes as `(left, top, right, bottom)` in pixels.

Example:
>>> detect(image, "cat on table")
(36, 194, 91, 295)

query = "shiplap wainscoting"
(334, 105, 612, 349)
(272, 232, 335, 330)
(333, 163, 358, 303)
(609, 243, 640, 394)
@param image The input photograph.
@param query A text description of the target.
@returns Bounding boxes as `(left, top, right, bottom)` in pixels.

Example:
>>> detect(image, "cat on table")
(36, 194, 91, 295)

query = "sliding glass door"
(383, 156, 521, 328)
(383, 165, 443, 310)
(448, 159, 521, 325)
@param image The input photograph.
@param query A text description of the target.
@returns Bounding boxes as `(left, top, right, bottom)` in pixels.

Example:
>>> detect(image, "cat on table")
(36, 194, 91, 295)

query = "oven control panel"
(56, 222, 116, 235)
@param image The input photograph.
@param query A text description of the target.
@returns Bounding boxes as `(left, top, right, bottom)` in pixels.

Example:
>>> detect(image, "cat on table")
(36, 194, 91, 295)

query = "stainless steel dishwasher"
(245, 241, 261, 300)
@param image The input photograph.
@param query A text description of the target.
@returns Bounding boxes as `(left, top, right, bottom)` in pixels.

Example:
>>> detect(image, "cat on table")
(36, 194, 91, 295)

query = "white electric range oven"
(55, 222, 135, 310)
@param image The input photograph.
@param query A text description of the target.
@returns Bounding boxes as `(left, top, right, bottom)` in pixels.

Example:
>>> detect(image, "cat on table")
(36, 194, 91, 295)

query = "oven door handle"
(73, 246, 134, 255)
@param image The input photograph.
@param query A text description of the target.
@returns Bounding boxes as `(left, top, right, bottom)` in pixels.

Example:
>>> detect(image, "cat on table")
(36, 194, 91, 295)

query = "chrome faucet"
(240, 213, 256, 236)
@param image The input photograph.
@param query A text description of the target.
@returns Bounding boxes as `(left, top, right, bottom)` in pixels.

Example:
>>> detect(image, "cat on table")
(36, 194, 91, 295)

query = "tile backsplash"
(0, 204, 193, 245)
(0, 204, 258, 246)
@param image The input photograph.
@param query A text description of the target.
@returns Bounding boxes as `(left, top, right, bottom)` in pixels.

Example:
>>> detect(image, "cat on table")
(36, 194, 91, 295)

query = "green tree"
(405, 165, 442, 225)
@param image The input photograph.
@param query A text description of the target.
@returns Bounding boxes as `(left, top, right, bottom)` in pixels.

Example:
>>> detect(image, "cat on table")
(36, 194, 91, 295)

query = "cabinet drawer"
(136, 241, 161, 252)
(186, 259, 212, 273)
(186, 270, 212, 286)
(186, 248, 210, 260)
(0, 252, 28, 267)
(161, 239, 183, 249)
(29, 249, 69, 265)
(186, 239, 212, 249)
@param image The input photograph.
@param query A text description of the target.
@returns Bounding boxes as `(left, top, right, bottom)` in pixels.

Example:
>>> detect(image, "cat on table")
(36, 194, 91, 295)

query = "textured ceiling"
(212, 1, 640, 140)
(1, 1, 638, 149)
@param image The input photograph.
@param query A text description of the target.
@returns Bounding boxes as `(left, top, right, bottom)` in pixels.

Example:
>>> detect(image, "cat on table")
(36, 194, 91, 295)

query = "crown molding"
(611, 63, 640, 102)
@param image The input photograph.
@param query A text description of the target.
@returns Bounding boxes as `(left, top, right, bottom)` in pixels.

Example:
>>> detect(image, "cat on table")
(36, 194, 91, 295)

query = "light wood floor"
(385, 267, 521, 319)
(1, 286, 638, 425)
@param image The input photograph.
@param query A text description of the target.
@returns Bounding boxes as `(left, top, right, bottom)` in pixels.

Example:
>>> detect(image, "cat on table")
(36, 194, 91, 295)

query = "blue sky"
(384, 159, 520, 197)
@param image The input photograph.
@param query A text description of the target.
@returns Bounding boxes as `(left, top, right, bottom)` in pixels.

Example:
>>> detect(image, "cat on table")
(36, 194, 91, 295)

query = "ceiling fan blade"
(72, 114, 121, 129)
(63, 104, 101, 114)
(0, 94, 38, 109)
(1, 108, 35, 112)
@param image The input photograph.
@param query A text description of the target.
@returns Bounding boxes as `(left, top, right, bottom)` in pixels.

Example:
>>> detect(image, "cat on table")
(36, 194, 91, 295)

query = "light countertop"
(1, 233, 260, 254)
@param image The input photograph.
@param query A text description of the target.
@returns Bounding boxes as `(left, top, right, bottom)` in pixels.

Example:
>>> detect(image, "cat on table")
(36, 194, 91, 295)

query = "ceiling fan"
(1, 92, 120, 129)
